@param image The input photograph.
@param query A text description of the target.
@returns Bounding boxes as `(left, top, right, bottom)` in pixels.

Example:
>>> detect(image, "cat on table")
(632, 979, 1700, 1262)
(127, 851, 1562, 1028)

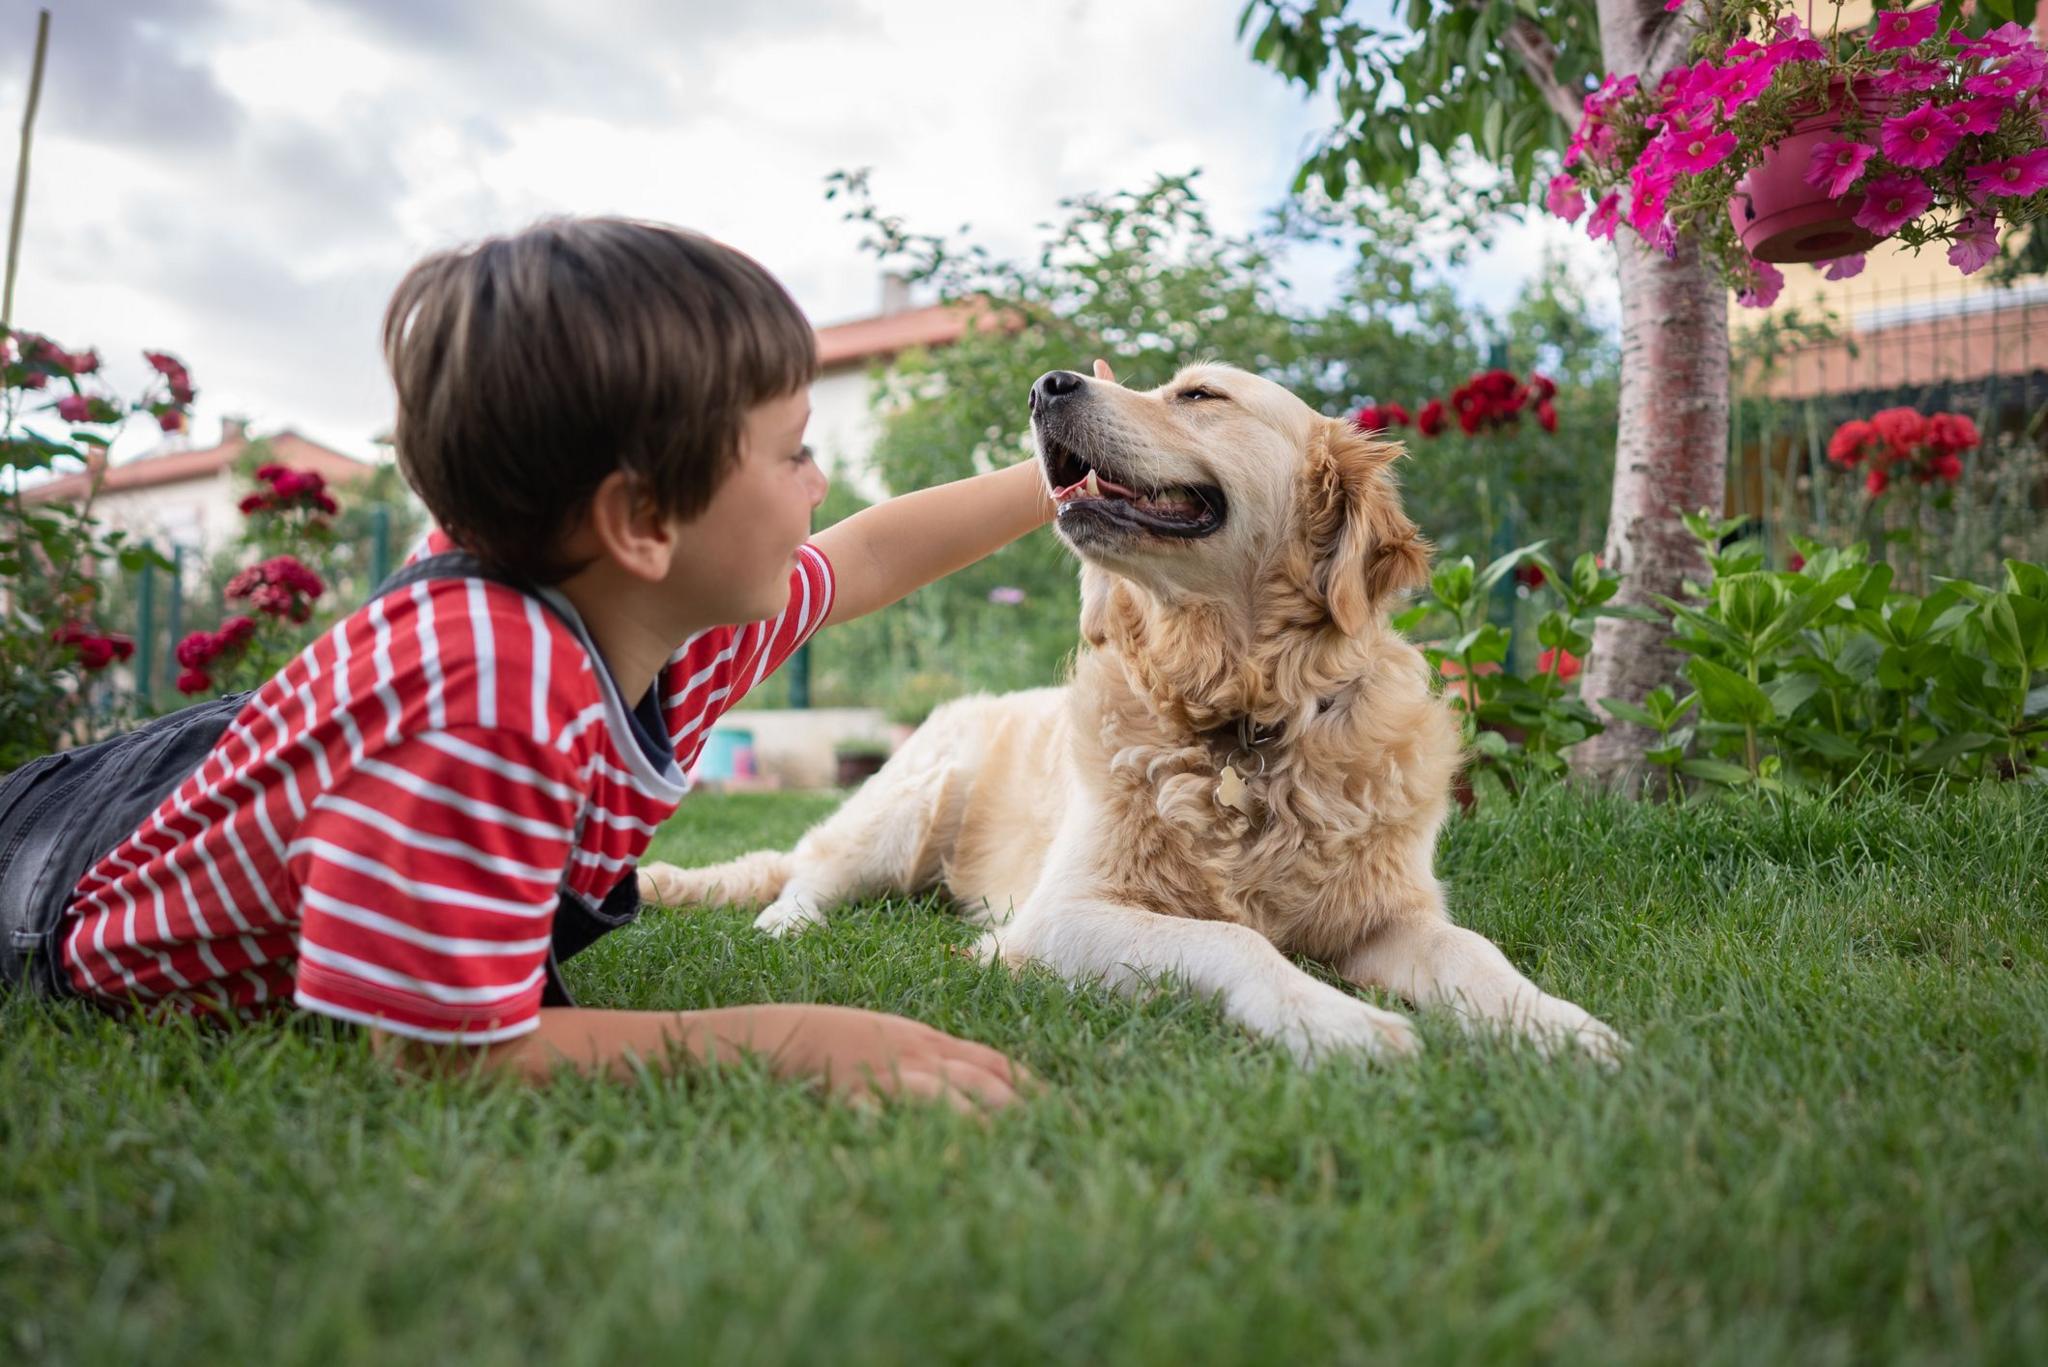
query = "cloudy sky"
(3, 0, 1614, 466)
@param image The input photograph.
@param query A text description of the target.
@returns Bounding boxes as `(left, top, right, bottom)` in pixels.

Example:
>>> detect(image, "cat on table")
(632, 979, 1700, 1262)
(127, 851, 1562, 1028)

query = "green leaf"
(1599, 697, 1662, 730)
(1785, 726, 1864, 763)
(1679, 757, 1754, 785)
(2004, 558, 2048, 602)
(1687, 657, 1775, 726)
(1766, 671, 1822, 718)
(1911, 731, 1997, 770)
(1475, 540, 1548, 597)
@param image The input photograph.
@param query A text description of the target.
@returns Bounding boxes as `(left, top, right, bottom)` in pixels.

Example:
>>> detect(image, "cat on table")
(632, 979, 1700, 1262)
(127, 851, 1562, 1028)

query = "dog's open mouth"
(1040, 431, 1226, 540)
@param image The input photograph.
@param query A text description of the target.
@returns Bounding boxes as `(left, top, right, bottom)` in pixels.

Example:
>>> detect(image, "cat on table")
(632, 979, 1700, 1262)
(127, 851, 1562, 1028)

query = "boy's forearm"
(815, 458, 1054, 626)
(378, 1006, 798, 1086)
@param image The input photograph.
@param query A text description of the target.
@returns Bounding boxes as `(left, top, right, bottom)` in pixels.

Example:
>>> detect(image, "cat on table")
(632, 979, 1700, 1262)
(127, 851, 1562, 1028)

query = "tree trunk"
(1571, 0, 1731, 792)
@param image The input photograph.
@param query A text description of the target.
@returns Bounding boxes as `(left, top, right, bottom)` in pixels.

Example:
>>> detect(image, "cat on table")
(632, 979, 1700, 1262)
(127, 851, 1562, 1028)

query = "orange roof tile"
(815, 301, 1018, 369)
(23, 430, 376, 505)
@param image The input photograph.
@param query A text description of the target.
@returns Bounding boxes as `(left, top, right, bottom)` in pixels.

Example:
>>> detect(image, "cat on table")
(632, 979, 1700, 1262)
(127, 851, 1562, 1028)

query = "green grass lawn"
(4, 785, 2046, 1365)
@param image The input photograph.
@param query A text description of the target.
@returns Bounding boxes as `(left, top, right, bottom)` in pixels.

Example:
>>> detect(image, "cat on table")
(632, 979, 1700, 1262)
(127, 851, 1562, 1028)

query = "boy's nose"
(1031, 370, 1085, 411)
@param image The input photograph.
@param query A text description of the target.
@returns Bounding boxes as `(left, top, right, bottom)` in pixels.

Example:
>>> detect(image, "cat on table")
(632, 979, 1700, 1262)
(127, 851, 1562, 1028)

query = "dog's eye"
(1178, 386, 1226, 403)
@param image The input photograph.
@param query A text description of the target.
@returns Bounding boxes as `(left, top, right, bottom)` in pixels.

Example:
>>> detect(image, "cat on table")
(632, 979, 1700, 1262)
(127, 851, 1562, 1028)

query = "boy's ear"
(1304, 418, 1431, 636)
(584, 471, 676, 582)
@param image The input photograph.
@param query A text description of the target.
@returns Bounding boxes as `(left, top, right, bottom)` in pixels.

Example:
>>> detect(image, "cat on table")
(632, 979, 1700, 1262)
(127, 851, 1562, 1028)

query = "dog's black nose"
(1031, 370, 1085, 411)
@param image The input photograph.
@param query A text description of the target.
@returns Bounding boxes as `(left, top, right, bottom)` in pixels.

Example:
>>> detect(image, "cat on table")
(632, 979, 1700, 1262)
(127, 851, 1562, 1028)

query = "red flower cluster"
(239, 463, 339, 517)
(1537, 647, 1583, 681)
(8, 330, 101, 383)
(1826, 407, 1978, 495)
(1417, 399, 1447, 436)
(144, 350, 197, 431)
(174, 615, 259, 695)
(1352, 402, 1411, 433)
(1442, 369, 1559, 436)
(50, 621, 135, 672)
(226, 555, 324, 622)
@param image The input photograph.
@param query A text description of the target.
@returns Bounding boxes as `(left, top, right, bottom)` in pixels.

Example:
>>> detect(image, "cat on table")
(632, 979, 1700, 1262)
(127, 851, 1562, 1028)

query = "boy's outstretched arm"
(813, 359, 1113, 627)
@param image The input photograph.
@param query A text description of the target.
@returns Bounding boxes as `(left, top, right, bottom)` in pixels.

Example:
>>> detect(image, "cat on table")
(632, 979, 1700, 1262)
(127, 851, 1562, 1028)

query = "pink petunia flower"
(1587, 192, 1622, 241)
(1819, 254, 1867, 280)
(1952, 21, 2035, 60)
(1852, 174, 1935, 235)
(1881, 102, 1965, 168)
(1874, 55, 1946, 94)
(1546, 173, 1586, 223)
(1716, 56, 1777, 109)
(1943, 96, 2009, 135)
(1805, 139, 1876, 197)
(1966, 146, 2048, 198)
(1965, 55, 2047, 100)
(1737, 260, 1786, 309)
(1869, 4, 1939, 54)
(1947, 211, 2000, 274)
(1667, 129, 1738, 174)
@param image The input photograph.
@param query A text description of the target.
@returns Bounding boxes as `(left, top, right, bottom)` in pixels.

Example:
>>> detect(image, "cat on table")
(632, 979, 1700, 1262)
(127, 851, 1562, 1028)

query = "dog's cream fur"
(640, 364, 1623, 1065)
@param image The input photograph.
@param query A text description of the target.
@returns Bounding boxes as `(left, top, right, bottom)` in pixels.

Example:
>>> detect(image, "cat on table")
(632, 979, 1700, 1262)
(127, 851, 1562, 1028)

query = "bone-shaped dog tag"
(1216, 763, 1252, 814)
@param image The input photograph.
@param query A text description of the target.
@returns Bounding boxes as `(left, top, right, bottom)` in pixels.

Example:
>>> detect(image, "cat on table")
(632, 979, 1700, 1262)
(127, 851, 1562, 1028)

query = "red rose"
(1926, 413, 1979, 454)
(74, 637, 115, 670)
(1457, 407, 1483, 435)
(1789, 552, 1807, 572)
(108, 633, 135, 661)
(1866, 467, 1891, 496)
(159, 409, 187, 433)
(1870, 407, 1927, 459)
(220, 615, 259, 645)
(1827, 420, 1874, 467)
(239, 493, 269, 514)
(1515, 562, 1547, 590)
(1417, 399, 1446, 436)
(1535, 399, 1558, 433)
(1924, 452, 1964, 483)
(176, 668, 213, 695)
(1537, 647, 1582, 681)
(1530, 373, 1557, 402)
(67, 349, 100, 374)
(56, 394, 93, 423)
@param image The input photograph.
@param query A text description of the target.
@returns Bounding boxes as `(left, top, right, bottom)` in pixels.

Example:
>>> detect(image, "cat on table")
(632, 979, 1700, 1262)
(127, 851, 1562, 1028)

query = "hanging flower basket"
(1728, 78, 1890, 261)
(1546, 4, 2048, 305)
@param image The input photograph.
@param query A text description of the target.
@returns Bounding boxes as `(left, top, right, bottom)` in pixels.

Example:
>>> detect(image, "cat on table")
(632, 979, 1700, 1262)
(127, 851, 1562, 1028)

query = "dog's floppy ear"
(1307, 418, 1431, 636)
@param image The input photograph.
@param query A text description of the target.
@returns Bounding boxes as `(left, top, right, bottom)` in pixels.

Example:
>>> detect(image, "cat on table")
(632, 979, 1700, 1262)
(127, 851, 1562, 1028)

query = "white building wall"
(86, 470, 242, 556)
(808, 364, 890, 500)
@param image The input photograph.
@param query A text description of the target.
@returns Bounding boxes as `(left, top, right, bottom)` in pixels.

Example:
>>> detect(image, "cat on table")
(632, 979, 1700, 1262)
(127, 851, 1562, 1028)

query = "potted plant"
(1547, 4, 2048, 304)
(831, 736, 892, 788)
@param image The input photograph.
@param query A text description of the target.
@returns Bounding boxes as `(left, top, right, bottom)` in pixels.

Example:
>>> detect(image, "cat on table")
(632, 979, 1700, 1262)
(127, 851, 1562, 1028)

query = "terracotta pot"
(1728, 79, 1891, 263)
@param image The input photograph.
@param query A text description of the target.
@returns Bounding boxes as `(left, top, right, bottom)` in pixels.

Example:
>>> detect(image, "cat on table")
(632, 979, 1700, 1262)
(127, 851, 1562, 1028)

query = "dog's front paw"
(753, 892, 826, 938)
(1522, 1000, 1629, 1068)
(1274, 986, 1422, 1067)
(637, 862, 687, 907)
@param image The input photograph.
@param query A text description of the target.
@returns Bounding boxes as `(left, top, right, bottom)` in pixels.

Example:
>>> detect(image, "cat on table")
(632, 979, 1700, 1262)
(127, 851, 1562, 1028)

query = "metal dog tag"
(1216, 763, 1252, 814)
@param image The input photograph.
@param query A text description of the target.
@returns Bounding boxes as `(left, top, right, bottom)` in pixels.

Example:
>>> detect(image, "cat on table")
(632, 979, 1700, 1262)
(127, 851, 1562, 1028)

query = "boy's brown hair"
(381, 217, 818, 583)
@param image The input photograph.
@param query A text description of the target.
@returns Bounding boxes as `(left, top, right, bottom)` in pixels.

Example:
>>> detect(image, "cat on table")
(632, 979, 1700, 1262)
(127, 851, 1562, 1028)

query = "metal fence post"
(164, 543, 184, 694)
(371, 503, 392, 586)
(133, 545, 155, 707)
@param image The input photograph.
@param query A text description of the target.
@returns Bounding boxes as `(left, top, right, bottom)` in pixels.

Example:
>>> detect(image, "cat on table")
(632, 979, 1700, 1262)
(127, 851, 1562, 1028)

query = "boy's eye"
(791, 445, 815, 464)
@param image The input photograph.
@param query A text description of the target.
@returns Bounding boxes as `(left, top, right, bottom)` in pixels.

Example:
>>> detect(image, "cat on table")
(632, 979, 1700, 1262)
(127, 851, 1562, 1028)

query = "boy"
(0, 218, 1056, 1112)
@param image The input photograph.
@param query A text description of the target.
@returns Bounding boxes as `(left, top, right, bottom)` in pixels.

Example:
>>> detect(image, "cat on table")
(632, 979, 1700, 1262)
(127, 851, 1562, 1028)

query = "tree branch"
(1642, 10, 1698, 83)
(1501, 16, 1585, 127)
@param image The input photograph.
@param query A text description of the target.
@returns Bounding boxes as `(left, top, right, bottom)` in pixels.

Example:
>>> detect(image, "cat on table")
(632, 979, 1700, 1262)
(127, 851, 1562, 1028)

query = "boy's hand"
(387, 1002, 1036, 1114)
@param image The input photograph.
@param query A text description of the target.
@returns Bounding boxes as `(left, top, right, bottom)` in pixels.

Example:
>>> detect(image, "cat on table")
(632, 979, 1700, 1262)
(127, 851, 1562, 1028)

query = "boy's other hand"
(741, 1002, 1034, 1114)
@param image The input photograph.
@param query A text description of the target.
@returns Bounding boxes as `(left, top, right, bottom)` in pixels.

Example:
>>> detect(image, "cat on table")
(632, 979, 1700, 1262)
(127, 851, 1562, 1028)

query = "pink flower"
(1875, 56, 1945, 94)
(1965, 56, 2047, 100)
(1952, 22, 2035, 60)
(1587, 191, 1622, 241)
(1869, 5, 1939, 54)
(1664, 0, 1683, 10)
(1737, 260, 1786, 308)
(67, 349, 100, 374)
(1716, 57, 1778, 109)
(1944, 96, 2009, 135)
(1948, 211, 1999, 274)
(1852, 174, 1934, 235)
(987, 586, 1026, 606)
(1881, 102, 1965, 168)
(1629, 175, 1672, 240)
(55, 394, 93, 422)
(1546, 173, 1586, 222)
(1967, 147, 2048, 197)
(1667, 130, 1738, 174)
(1819, 254, 1867, 280)
(1806, 139, 1876, 197)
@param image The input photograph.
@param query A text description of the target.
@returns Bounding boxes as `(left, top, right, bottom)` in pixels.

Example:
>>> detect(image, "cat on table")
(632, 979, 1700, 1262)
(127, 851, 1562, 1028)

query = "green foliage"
(1651, 513, 2048, 789)
(1400, 539, 1638, 792)
(809, 171, 1617, 708)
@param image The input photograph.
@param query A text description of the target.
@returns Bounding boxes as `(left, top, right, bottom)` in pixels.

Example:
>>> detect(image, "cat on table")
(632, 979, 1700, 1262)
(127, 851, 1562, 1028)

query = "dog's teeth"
(1084, 470, 1102, 498)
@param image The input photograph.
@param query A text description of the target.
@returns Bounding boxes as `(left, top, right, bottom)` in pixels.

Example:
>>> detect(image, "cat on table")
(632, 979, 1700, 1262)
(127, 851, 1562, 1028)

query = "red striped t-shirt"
(57, 532, 834, 1042)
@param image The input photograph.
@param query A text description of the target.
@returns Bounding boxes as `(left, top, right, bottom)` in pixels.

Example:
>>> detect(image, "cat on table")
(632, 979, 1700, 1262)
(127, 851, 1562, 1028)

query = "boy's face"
(667, 387, 828, 625)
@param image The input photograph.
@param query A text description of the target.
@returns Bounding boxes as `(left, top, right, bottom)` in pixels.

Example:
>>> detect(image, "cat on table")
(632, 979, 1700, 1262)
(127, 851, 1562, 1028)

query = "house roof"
(815, 301, 1016, 369)
(22, 429, 376, 504)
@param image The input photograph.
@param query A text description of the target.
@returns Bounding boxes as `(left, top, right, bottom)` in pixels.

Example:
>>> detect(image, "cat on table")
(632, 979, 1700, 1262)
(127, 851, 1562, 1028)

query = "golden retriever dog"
(639, 363, 1623, 1064)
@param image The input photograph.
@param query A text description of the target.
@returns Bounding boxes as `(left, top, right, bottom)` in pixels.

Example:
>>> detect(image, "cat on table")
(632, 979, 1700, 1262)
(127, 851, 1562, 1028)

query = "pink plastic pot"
(1728, 80, 1892, 263)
